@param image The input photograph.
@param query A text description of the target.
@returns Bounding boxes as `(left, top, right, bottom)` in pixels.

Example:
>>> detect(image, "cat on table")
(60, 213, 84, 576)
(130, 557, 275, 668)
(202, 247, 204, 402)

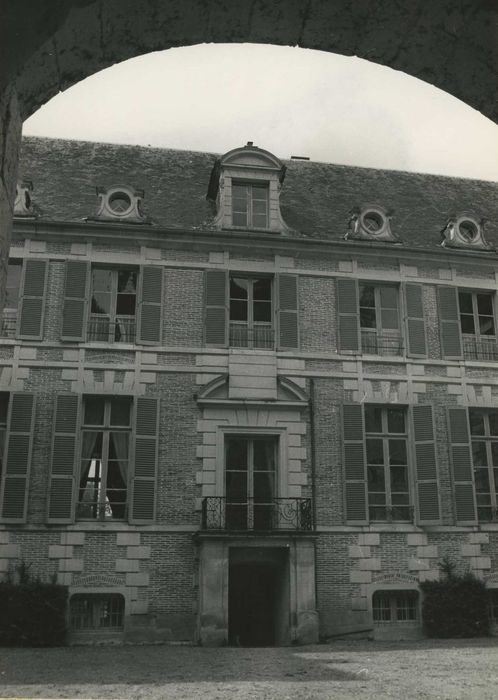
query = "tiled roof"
(18, 136, 498, 250)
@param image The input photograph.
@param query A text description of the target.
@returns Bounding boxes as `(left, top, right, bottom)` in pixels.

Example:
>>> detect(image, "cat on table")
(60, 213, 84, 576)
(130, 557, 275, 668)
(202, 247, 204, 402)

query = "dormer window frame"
(209, 143, 289, 234)
(90, 185, 148, 224)
(231, 178, 270, 230)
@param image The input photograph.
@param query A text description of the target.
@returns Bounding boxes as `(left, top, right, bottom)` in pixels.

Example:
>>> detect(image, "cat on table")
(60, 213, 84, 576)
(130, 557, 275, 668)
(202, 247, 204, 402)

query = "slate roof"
(17, 136, 498, 251)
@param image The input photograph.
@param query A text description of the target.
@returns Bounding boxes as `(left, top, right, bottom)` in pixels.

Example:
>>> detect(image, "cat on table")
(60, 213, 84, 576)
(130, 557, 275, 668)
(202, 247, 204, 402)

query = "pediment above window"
(345, 205, 399, 243)
(207, 142, 290, 233)
(440, 214, 492, 251)
(88, 185, 149, 223)
(196, 374, 308, 405)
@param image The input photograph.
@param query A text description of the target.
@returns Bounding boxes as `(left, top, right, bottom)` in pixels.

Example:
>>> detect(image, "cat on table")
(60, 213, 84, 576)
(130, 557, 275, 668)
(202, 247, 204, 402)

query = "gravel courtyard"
(1, 638, 498, 700)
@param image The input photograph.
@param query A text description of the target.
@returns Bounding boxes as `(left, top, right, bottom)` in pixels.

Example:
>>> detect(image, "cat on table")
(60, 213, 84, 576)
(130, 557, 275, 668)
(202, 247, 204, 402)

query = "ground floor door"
(228, 548, 289, 647)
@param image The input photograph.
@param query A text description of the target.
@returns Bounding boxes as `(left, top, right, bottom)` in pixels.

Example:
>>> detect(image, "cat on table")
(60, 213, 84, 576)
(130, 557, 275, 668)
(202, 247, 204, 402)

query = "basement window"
(372, 590, 419, 623)
(70, 594, 125, 631)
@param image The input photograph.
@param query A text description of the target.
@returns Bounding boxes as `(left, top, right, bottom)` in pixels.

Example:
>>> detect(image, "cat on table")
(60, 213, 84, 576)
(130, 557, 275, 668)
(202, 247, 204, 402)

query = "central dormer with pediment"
(207, 142, 290, 233)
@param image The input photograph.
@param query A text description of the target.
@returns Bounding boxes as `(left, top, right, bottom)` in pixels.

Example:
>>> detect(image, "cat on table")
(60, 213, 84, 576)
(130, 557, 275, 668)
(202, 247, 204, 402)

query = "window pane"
(91, 292, 111, 315)
(360, 308, 376, 328)
(469, 410, 485, 435)
(252, 200, 267, 215)
(387, 409, 405, 434)
(458, 292, 473, 314)
(232, 212, 247, 226)
(117, 270, 137, 293)
(110, 399, 131, 426)
(490, 412, 498, 436)
(84, 398, 105, 425)
(479, 316, 495, 335)
(230, 278, 248, 299)
(472, 441, 487, 467)
(226, 438, 248, 470)
(0, 394, 9, 425)
(477, 294, 493, 315)
(359, 285, 375, 308)
(81, 431, 102, 458)
(253, 301, 271, 322)
(366, 439, 384, 464)
(368, 465, 385, 491)
(475, 467, 491, 492)
(252, 214, 268, 228)
(389, 439, 407, 465)
(460, 314, 475, 334)
(491, 442, 498, 465)
(365, 406, 382, 433)
(251, 184, 268, 199)
(92, 269, 113, 292)
(116, 294, 136, 315)
(379, 286, 398, 309)
(253, 439, 276, 471)
(232, 184, 246, 199)
(230, 300, 247, 321)
(226, 472, 247, 502)
(253, 278, 271, 301)
(253, 472, 274, 502)
(390, 466, 408, 491)
(5, 262, 22, 308)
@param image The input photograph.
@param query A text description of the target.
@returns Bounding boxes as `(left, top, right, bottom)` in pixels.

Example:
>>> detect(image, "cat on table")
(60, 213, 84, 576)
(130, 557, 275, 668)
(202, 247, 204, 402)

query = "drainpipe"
(309, 377, 319, 613)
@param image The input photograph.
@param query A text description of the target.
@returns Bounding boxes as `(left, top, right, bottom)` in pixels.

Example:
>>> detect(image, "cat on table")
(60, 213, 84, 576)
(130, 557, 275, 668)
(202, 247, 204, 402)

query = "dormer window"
(208, 142, 289, 233)
(346, 205, 399, 243)
(441, 214, 491, 250)
(14, 180, 37, 218)
(89, 185, 148, 223)
(232, 181, 269, 228)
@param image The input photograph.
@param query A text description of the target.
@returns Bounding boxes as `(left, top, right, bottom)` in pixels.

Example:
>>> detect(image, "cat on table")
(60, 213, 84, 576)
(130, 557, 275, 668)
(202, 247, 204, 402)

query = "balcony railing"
(229, 323, 274, 349)
(462, 335, 498, 361)
(361, 330, 403, 356)
(201, 497, 313, 532)
(76, 495, 128, 521)
(0, 309, 17, 338)
(88, 316, 136, 344)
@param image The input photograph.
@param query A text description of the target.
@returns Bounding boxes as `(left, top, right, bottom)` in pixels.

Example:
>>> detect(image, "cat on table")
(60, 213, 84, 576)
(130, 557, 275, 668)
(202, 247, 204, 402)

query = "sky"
(23, 43, 498, 182)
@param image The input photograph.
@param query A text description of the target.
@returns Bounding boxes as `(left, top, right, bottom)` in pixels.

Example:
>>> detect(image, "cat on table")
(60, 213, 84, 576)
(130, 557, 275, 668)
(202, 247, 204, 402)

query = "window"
(488, 589, 498, 625)
(373, 591, 418, 623)
(1, 261, 22, 338)
(0, 393, 9, 493)
(365, 406, 411, 521)
(70, 594, 124, 631)
(232, 182, 269, 228)
(229, 276, 273, 349)
(469, 409, 498, 521)
(359, 284, 401, 355)
(225, 436, 277, 530)
(89, 267, 137, 343)
(458, 291, 497, 360)
(77, 397, 131, 520)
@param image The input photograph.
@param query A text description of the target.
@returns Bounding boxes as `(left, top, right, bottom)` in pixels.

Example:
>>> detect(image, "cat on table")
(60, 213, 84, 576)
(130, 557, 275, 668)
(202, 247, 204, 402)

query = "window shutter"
(18, 259, 47, 340)
(437, 286, 463, 359)
(404, 283, 427, 358)
(205, 270, 228, 346)
(337, 278, 359, 353)
(61, 261, 90, 341)
(130, 397, 158, 523)
(342, 404, 368, 524)
(379, 286, 399, 331)
(447, 407, 477, 524)
(47, 395, 79, 523)
(137, 266, 163, 345)
(412, 405, 440, 524)
(277, 274, 299, 350)
(0, 393, 35, 522)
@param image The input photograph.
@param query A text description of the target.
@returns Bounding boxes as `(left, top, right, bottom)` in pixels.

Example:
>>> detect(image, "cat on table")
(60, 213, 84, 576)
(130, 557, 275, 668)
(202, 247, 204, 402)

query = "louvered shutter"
(137, 266, 163, 345)
(18, 259, 47, 340)
(47, 395, 79, 523)
(412, 405, 440, 523)
(447, 407, 477, 524)
(438, 286, 463, 359)
(0, 393, 35, 522)
(337, 278, 359, 353)
(205, 270, 228, 346)
(342, 404, 368, 523)
(277, 274, 299, 350)
(61, 261, 90, 341)
(404, 283, 427, 358)
(130, 397, 158, 523)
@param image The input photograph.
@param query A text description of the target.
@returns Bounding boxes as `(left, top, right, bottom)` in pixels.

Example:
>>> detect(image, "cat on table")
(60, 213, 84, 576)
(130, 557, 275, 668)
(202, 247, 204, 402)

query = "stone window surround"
(367, 582, 422, 624)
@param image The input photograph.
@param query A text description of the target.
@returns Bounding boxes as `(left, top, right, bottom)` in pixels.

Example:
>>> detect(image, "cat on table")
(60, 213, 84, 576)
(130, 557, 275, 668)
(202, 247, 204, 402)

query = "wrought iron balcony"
(462, 335, 498, 361)
(87, 316, 136, 344)
(229, 323, 274, 350)
(0, 309, 17, 338)
(361, 330, 403, 356)
(201, 497, 313, 532)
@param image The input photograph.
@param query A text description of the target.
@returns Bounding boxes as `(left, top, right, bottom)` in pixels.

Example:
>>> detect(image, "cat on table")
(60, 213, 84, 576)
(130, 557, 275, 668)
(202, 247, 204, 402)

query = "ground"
(1, 638, 498, 700)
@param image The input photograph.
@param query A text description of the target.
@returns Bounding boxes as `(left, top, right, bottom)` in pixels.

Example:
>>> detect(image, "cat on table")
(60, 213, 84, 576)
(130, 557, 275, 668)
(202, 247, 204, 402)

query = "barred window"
(89, 267, 137, 343)
(458, 291, 497, 361)
(359, 284, 401, 356)
(70, 594, 124, 631)
(373, 591, 418, 623)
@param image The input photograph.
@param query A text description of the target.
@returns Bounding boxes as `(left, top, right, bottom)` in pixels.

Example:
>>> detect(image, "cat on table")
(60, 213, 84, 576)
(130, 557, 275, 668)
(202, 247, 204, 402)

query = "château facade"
(1, 136, 498, 644)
